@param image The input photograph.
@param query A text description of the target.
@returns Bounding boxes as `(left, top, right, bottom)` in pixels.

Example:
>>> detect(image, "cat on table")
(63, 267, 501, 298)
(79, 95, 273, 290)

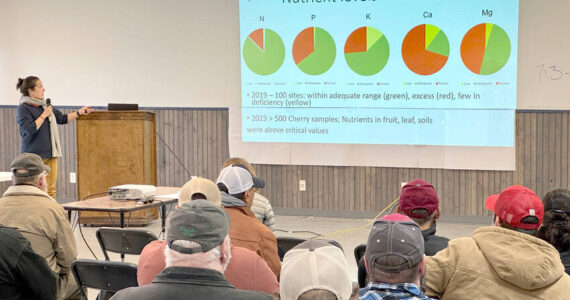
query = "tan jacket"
(425, 226, 570, 300)
(0, 185, 77, 275)
(225, 206, 281, 278)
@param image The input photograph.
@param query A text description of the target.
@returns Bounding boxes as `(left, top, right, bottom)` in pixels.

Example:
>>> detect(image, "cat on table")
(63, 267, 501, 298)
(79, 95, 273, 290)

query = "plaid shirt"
(359, 282, 435, 300)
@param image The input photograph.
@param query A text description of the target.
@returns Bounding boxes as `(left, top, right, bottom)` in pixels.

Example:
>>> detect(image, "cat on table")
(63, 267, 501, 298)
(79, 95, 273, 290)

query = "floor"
(73, 210, 490, 299)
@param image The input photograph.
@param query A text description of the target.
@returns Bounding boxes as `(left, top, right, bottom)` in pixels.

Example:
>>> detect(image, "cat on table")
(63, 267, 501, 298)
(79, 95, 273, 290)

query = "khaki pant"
(58, 272, 82, 300)
(43, 158, 58, 199)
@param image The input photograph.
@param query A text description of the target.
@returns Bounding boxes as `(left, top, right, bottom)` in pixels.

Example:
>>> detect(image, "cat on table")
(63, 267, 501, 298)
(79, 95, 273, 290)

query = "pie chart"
(292, 27, 336, 75)
(461, 23, 511, 75)
(243, 28, 285, 75)
(401, 24, 449, 75)
(344, 26, 390, 76)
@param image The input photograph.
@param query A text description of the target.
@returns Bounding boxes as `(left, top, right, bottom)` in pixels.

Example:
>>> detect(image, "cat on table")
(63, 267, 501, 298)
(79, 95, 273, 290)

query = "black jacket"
(0, 225, 57, 300)
(422, 224, 449, 256)
(560, 250, 570, 275)
(110, 266, 272, 300)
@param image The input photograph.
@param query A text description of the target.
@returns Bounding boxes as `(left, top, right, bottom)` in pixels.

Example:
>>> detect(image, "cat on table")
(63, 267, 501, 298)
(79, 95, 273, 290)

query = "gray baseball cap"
(167, 200, 230, 254)
(365, 213, 424, 273)
(10, 153, 51, 177)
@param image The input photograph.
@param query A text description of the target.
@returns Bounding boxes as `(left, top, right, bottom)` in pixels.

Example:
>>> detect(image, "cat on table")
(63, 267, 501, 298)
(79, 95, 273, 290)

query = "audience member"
(111, 200, 272, 300)
(280, 239, 356, 300)
(360, 214, 434, 300)
(223, 157, 276, 231)
(424, 185, 570, 299)
(539, 188, 570, 275)
(137, 177, 279, 294)
(397, 179, 449, 255)
(217, 164, 281, 277)
(0, 225, 57, 300)
(0, 153, 79, 300)
(357, 179, 449, 288)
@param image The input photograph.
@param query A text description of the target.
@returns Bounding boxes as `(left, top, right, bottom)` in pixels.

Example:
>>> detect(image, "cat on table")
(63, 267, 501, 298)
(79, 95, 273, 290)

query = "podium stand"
(76, 111, 157, 225)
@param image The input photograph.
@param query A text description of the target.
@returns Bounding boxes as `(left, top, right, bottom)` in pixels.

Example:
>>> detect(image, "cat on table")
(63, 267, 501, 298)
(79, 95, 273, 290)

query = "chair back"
(96, 227, 157, 261)
(354, 243, 366, 265)
(276, 237, 307, 261)
(354, 244, 368, 288)
(71, 259, 138, 300)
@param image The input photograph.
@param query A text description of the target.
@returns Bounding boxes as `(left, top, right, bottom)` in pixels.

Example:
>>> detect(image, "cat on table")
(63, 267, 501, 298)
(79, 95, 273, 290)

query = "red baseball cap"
(399, 179, 439, 218)
(486, 185, 544, 230)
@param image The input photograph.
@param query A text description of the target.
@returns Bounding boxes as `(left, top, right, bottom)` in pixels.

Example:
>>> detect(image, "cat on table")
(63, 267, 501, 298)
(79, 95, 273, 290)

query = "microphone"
(46, 98, 51, 107)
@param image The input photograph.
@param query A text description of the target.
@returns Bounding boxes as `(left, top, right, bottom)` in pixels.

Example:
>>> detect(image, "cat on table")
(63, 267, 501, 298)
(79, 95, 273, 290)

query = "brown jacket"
(0, 185, 77, 275)
(224, 205, 281, 277)
(425, 226, 570, 299)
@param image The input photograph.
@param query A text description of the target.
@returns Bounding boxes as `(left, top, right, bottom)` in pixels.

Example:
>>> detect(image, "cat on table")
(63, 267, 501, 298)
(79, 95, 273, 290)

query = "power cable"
(77, 212, 99, 260)
(155, 130, 193, 179)
(314, 197, 399, 239)
(273, 196, 400, 240)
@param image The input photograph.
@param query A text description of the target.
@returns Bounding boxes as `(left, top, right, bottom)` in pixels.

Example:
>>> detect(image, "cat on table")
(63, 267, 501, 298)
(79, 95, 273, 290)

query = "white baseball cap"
(280, 239, 353, 300)
(216, 164, 265, 195)
(179, 177, 221, 207)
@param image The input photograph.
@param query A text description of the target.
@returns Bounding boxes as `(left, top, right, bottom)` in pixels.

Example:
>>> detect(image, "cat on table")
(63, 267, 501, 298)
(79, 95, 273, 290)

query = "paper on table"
(154, 192, 180, 200)
(0, 172, 12, 182)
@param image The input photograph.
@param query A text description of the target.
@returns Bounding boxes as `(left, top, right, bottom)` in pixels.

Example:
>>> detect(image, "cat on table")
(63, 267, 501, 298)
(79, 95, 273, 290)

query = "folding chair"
(354, 243, 366, 265)
(354, 244, 368, 288)
(276, 237, 307, 261)
(71, 259, 138, 300)
(96, 227, 157, 261)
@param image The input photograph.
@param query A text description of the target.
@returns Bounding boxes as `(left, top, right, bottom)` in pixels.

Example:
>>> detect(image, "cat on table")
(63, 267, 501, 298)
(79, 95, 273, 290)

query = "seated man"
(222, 157, 276, 231)
(397, 179, 449, 255)
(111, 200, 272, 300)
(0, 153, 79, 300)
(280, 239, 356, 300)
(137, 177, 279, 294)
(357, 179, 449, 288)
(425, 185, 570, 299)
(360, 214, 434, 300)
(217, 164, 281, 277)
(0, 225, 57, 300)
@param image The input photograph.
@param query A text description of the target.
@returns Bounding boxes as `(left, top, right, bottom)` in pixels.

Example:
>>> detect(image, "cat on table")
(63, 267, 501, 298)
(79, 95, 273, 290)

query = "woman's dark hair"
(539, 188, 570, 251)
(16, 76, 39, 96)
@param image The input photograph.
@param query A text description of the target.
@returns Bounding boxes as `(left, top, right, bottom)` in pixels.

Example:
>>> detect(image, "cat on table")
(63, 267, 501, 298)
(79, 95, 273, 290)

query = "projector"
(108, 184, 156, 201)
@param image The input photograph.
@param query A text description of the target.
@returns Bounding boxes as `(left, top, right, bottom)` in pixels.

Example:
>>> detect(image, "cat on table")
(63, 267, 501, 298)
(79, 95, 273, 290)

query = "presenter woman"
(16, 76, 93, 199)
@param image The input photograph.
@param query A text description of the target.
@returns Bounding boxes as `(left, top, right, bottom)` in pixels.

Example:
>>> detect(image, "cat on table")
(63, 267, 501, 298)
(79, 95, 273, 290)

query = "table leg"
(161, 204, 167, 238)
(67, 210, 71, 221)
(120, 212, 125, 261)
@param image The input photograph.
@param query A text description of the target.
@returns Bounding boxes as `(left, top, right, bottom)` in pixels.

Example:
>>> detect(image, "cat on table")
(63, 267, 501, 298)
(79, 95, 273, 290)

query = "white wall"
(1, 0, 568, 170)
(1, 0, 568, 109)
(0, 0, 240, 107)
(517, 0, 570, 109)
